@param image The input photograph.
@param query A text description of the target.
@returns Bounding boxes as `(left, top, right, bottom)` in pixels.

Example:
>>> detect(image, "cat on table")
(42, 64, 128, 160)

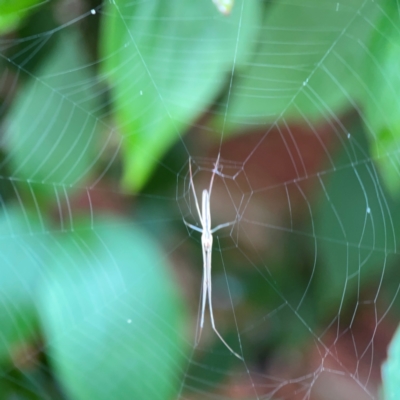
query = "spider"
(183, 155, 242, 359)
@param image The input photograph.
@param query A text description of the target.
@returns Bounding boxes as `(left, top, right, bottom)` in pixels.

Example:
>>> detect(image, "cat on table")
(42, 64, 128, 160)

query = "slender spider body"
(184, 156, 242, 360)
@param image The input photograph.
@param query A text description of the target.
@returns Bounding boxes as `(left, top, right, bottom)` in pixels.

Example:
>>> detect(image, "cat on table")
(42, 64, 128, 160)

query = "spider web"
(0, 0, 399, 399)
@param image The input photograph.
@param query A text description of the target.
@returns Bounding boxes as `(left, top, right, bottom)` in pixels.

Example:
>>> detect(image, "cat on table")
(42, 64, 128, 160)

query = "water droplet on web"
(90, 9, 96, 15)
(347, 133, 351, 138)
(367, 207, 371, 214)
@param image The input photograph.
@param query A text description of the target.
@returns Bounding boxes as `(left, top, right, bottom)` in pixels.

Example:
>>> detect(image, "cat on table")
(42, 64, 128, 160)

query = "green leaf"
(38, 216, 188, 400)
(212, 0, 380, 133)
(100, 0, 262, 191)
(315, 125, 400, 314)
(363, 1, 400, 197)
(0, 204, 47, 362)
(4, 31, 102, 197)
(0, 0, 43, 33)
(382, 325, 400, 400)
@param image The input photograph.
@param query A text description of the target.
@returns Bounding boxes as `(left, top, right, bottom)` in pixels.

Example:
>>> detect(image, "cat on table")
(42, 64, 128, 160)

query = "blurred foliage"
(0, 0, 399, 399)
(0, 0, 43, 34)
(38, 217, 187, 400)
(315, 124, 400, 314)
(363, 0, 400, 198)
(4, 32, 101, 201)
(211, 0, 380, 132)
(0, 205, 46, 362)
(100, 0, 263, 191)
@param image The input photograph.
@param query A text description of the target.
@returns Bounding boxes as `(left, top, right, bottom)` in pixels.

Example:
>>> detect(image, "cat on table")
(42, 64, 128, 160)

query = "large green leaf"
(212, 0, 380, 132)
(38, 216, 188, 400)
(4, 31, 102, 197)
(0, 204, 47, 362)
(0, 0, 43, 33)
(382, 325, 400, 400)
(100, 0, 262, 191)
(363, 1, 400, 197)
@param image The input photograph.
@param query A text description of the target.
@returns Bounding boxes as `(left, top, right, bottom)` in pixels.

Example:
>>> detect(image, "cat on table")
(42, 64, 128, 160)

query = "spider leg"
(208, 153, 220, 197)
(188, 158, 204, 225)
(211, 219, 237, 234)
(183, 219, 203, 233)
(206, 248, 243, 360)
